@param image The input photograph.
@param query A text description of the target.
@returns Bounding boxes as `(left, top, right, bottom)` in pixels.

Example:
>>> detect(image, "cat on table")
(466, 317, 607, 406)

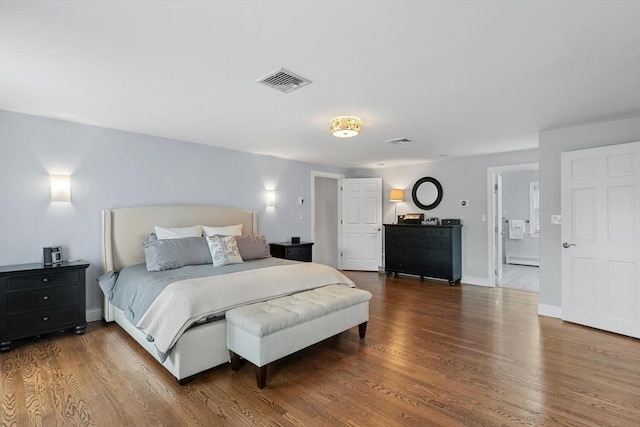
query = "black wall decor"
(411, 176, 443, 210)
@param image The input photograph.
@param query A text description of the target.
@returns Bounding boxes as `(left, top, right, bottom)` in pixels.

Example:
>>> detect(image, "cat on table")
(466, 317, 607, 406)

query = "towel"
(508, 219, 525, 239)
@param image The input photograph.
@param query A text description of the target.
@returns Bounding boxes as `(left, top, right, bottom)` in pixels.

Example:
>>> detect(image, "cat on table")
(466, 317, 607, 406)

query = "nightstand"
(269, 242, 314, 262)
(0, 260, 89, 351)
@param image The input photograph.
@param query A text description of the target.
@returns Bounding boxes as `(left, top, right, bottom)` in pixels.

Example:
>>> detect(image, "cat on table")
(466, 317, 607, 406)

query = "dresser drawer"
(428, 237, 451, 250)
(7, 284, 80, 314)
(385, 258, 425, 274)
(7, 305, 84, 339)
(423, 228, 451, 238)
(7, 271, 81, 291)
(384, 226, 408, 237)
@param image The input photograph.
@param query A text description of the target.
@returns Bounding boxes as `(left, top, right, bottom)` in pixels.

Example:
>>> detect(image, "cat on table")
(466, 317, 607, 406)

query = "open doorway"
(311, 171, 344, 268)
(487, 164, 539, 292)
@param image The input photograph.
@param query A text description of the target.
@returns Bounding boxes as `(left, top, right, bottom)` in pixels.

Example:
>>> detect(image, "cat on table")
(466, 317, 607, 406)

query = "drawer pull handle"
(42, 277, 49, 282)
(43, 295, 49, 300)
(43, 316, 49, 321)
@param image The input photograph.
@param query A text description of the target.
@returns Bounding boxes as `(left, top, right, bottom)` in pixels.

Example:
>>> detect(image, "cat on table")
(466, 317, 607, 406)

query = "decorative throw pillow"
(235, 235, 270, 260)
(154, 225, 203, 240)
(202, 224, 243, 237)
(143, 237, 212, 271)
(206, 235, 244, 267)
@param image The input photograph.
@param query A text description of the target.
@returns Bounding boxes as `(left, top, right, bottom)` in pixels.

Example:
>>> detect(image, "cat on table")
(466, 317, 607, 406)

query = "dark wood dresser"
(0, 260, 89, 351)
(384, 224, 462, 284)
(269, 242, 314, 262)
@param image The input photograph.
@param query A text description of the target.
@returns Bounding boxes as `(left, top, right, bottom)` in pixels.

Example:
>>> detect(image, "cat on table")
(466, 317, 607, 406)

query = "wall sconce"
(265, 190, 275, 208)
(390, 188, 404, 223)
(50, 174, 71, 202)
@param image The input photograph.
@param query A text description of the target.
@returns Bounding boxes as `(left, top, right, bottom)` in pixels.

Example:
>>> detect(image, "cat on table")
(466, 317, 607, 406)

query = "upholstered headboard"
(101, 205, 258, 273)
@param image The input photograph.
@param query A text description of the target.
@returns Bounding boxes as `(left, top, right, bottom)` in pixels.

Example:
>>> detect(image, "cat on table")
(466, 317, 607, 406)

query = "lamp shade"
(390, 189, 404, 202)
(330, 116, 361, 138)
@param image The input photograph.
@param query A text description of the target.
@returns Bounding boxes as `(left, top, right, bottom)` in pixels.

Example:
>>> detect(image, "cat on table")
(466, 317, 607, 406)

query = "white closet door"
(340, 178, 382, 271)
(561, 141, 640, 338)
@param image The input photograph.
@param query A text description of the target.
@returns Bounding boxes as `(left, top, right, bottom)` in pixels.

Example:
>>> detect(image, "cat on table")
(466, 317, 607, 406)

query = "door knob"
(562, 242, 576, 248)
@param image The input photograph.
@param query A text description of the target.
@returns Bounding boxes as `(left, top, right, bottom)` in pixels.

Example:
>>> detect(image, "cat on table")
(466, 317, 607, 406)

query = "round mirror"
(411, 177, 443, 210)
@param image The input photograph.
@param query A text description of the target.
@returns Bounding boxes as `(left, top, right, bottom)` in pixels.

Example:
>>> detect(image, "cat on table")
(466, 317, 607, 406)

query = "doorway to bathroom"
(487, 163, 540, 292)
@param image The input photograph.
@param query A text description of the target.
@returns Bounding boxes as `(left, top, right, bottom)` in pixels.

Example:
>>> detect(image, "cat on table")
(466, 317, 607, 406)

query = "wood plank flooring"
(2, 272, 639, 426)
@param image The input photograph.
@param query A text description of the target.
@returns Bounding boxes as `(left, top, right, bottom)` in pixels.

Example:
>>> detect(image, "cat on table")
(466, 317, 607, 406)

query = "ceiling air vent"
(256, 68, 311, 93)
(385, 137, 414, 145)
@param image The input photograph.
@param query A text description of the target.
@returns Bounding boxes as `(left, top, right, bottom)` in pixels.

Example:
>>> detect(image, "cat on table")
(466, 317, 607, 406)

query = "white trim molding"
(537, 304, 562, 319)
(461, 276, 492, 287)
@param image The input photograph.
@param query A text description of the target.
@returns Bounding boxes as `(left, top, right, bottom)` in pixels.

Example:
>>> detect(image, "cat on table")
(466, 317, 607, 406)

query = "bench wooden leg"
(358, 321, 367, 339)
(229, 350, 241, 371)
(255, 365, 268, 389)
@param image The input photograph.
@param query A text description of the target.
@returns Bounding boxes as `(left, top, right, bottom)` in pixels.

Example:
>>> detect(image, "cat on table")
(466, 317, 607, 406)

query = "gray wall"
(0, 110, 345, 316)
(538, 116, 640, 308)
(501, 169, 539, 262)
(352, 148, 539, 284)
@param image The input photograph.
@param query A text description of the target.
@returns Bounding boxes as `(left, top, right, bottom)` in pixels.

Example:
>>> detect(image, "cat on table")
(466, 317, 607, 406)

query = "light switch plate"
(551, 214, 562, 225)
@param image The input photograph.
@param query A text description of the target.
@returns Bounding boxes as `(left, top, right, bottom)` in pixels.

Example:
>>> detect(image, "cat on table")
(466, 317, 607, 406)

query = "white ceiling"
(1, 1, 639, 169)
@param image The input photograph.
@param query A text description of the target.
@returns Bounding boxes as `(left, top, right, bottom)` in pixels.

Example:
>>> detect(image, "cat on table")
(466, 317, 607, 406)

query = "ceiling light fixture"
(330, 116, 361, 138)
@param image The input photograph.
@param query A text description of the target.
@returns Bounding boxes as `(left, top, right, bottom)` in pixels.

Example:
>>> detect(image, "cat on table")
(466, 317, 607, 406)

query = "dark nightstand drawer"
(7, 305, 84, 338)
(8, 285, 80, 313)
(285, 246, 310, 261)
(270, 242, 314, 262)
(7, 270, 80, 291)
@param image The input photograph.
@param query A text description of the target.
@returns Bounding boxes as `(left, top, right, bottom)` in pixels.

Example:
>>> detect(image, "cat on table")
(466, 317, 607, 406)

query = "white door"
(340, 178, 382, 271)
(561, 141, 640, 338)
(493, 173, 504, 285)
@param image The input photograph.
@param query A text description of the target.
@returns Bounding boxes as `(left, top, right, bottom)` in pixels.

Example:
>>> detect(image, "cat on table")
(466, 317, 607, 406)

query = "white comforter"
(136, 263, 355, 354)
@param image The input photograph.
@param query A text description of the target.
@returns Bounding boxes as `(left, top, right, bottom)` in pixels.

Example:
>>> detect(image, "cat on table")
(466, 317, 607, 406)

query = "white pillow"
(206, 235, 244, 267)
(202, 224, 243, 237)
(154, 225, 203, 240)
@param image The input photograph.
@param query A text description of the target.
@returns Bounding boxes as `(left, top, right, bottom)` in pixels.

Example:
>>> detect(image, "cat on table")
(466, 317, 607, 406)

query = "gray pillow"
(235, 235, 271, 260)
(143, 237, 212, 272)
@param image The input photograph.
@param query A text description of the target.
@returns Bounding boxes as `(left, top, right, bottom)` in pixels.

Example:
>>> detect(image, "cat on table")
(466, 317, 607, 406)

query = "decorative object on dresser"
(0, 260, 89, 351)
(269, 241, 314, 262)
(384, 224, 462, 285)
(399, 213, 424, 224)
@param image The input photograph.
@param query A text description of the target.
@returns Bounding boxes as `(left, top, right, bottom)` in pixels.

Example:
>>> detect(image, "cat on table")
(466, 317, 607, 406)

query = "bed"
(100, 205, 353, 383)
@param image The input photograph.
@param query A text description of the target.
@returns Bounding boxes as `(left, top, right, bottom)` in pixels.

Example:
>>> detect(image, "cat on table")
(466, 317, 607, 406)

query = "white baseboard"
(461, 276, 492, 287)
(86, 308, 102, 323)
(537, 304, 562, 319)
(506, 255, 540, 267)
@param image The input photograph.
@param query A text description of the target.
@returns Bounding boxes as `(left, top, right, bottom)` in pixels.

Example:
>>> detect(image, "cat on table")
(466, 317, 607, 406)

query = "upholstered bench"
(226, 284, 372, 388)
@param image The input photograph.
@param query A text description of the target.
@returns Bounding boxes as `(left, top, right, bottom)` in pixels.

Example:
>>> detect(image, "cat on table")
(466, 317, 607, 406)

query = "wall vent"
(385, 137, 414, 145)
(256, 68, 311, 93)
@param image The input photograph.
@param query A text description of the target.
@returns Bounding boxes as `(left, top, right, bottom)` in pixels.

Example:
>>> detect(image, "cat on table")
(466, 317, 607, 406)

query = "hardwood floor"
(2, 272, 639, 426)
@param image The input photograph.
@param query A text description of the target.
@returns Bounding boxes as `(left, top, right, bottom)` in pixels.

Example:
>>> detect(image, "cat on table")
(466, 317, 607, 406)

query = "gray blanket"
(105, 257, 299, 325)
